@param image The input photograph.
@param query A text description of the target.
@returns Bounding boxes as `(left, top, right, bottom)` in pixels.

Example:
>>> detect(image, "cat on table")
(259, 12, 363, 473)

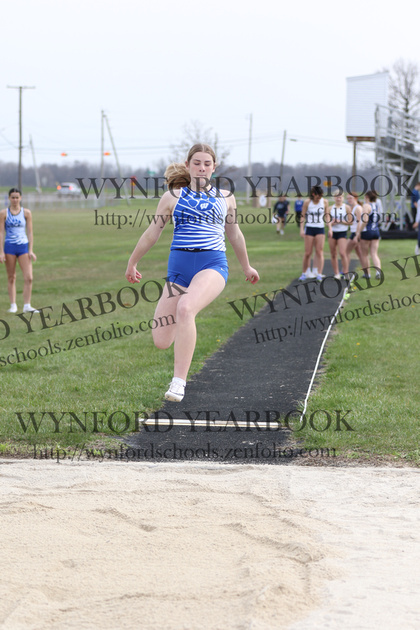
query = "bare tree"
(385, 59, 420, 116)
(169, 120, 230, 174)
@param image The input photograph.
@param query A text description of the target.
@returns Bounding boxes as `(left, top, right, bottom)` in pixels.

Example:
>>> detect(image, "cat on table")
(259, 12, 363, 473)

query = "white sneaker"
(415, 244, 420, 256)
(280, 229, 284, 235)
(334, 273, 341, 279)
(23, 305, 39, 313)
(306, 270, 316, 278)
(8, 304, 18, 313)
(164, 379, 185, 402)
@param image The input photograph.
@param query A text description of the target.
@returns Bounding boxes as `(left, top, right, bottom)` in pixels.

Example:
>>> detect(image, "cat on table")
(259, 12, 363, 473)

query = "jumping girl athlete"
(299, 186, 331, 281)
(0, 188, 38, 313)
(125, 144, 259, 403)
(356, 190, 381, 279)
(327, 190, 352, 278)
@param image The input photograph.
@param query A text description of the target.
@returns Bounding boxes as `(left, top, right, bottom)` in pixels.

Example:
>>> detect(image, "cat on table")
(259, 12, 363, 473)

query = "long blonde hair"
(165, 143, 217, 189)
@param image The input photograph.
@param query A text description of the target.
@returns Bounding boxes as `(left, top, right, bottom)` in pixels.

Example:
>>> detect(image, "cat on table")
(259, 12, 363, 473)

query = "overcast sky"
(1, 0, 418, 172)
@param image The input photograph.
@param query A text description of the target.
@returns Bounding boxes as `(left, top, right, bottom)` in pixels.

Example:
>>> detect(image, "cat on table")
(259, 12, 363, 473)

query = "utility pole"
(246, 113, 253, 205)
(7, 85, 35, 190)
(29, 136, 42, 193)
(279, 130, 287, 192)
(100, 110, 105, 181)
(352, 139, 357, 181)
(100, 110, 105, 207)
(103, 113, 130, 205)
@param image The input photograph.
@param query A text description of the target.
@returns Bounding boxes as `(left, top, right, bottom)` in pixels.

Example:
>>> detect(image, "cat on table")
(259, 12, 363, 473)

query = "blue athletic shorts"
(4, 242, 29, 257)
(361, 231, 380, 241)
(167, 249, 229, 288)
(331, 230, 347, 240)
(305, 226, 325, 237)
(350, 233, 357, 240)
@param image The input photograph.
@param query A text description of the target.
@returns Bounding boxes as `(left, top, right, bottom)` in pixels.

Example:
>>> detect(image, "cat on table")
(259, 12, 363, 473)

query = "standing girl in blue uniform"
(0, 188, 38, 313)
(125, 144, 260, 402)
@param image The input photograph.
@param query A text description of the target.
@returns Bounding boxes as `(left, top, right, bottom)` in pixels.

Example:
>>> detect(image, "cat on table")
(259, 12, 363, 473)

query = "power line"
(0, 130, 18, 149)
(3, 133, 354, 155)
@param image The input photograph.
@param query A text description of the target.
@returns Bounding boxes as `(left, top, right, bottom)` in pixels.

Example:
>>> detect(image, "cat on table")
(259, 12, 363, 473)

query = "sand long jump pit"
(0, 460, 419, 629)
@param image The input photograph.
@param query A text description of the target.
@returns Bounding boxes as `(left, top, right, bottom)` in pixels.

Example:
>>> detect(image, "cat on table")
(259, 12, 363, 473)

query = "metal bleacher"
(375, 104, 420, 231)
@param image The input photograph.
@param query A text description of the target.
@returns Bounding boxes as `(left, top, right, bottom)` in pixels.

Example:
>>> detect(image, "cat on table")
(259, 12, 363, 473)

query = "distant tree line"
(0, 160, 151, 189)
(217, 161, 380, 195)
(0, 159, 381, 196)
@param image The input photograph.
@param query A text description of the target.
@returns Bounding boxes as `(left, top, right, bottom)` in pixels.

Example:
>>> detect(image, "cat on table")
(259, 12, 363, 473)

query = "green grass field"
(0, 201, 418, 464)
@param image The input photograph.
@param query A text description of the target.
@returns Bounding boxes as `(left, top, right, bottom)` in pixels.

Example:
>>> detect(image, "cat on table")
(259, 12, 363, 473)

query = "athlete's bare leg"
(360, 241, 370, 272)
(328, 236, 339, 275)
(173, 269, 225, 380)
(369, 240, 381, 271)
(313, 234, 326, 274)
(302, 235, 315, 272)
(17, 253, 34, 305)
(338, 237, 349, 274)
(152, 269, 226, 381)
(5, 255, 17, 305)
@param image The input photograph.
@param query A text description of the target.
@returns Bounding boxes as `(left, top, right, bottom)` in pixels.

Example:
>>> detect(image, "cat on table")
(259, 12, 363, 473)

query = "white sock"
(313, 267, 318, 275)
(305, 267, 311, 275)
(10, 303, 17, 309)
(24, 303, 31, 309)
(172, 377, 186, 387)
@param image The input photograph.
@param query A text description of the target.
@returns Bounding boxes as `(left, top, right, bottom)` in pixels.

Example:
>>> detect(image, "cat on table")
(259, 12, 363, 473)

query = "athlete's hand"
(244, 266, 260, 284)
(299, 229, 305, 238)
(29, 252, 37, 262)
(0, 253, 5, 264)
(125, 264, 142, 284)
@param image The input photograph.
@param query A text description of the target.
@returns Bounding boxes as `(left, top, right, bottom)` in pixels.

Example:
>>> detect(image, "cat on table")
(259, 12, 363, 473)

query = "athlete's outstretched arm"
(125, 191, 175, 283)
(224, 193, 259, 284)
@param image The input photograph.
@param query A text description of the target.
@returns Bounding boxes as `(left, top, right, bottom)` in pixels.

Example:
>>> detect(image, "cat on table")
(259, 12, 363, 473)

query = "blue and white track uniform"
(167, 187, 229, 287)
(4, 207, 29, 256)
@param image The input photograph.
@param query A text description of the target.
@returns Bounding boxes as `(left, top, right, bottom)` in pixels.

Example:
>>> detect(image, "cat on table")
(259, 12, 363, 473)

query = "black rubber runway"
(122, 261, 356, 464)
